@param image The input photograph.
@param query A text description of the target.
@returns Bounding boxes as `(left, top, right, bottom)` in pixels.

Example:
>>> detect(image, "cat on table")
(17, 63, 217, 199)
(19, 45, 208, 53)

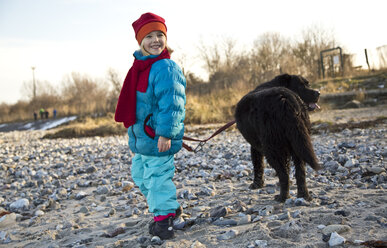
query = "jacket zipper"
(131, 126, 137, 150)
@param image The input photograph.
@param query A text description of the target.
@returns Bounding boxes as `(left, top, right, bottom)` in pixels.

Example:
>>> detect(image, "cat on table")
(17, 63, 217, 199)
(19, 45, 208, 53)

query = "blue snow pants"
(131, 153, 180, 216)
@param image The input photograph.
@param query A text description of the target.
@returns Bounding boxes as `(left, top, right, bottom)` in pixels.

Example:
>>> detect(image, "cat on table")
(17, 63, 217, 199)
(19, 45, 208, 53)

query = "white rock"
(0, 230, 13, 243)
(0, 231, 6, 240)
(34, 210, 45, 217)
(344, 159, 358, 168)
(259, 205, 274, 216)
(266, 215, 278, 220)
(328, 232, 346, 246)
(95, 206, 105, 212)
(322, 224, 351, 235)
(252, 216, 263, 222)
(122, 181, 134, 187)
(366, 166, 385, 174)
(217, 229, 238, 240)
(255, 240, 268, 247)
(151, 235, 162, 245)
(317, 224, 326, 229)
(237, 215, 251, 225)
(10, 198, 29, 211)
(96, 185, 111, 195)
(75, 191, 88, 200)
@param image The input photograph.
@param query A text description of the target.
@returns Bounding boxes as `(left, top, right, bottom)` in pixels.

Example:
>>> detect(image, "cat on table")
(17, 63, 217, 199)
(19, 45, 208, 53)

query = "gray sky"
(0, 0, 386, 104)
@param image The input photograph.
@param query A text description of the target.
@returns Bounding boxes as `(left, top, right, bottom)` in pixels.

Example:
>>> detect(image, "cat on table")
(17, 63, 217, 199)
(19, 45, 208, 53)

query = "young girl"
(115, 12, 186, 240)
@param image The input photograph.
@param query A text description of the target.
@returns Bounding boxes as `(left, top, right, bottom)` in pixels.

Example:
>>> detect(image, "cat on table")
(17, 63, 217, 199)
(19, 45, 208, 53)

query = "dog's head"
(275, 74, 320, 111)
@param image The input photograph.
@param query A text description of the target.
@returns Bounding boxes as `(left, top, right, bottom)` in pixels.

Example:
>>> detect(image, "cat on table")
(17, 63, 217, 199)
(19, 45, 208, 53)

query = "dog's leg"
(293, 156, 312, 201)
(266, 155, 290, 202)
(274, 169, 290, 202)
(249, 146, 264, 189)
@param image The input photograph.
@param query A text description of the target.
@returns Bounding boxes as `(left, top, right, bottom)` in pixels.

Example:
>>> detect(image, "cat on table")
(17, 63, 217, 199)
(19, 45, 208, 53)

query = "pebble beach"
(1, 107, 387, 248)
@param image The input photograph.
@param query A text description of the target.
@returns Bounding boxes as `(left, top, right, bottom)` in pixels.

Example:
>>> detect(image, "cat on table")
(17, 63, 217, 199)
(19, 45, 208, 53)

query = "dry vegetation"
(185, 83, 248, 124)
(1, 26, 386, 132)
(42, 113, 127, 139)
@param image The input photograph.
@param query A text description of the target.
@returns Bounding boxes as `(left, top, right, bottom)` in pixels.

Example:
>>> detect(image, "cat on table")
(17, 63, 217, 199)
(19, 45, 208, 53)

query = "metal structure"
(320, 47, 344, 79)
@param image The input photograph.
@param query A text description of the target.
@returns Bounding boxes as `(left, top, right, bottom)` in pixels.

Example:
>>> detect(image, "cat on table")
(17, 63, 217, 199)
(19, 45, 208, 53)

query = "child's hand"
(158, 136, 171, 152)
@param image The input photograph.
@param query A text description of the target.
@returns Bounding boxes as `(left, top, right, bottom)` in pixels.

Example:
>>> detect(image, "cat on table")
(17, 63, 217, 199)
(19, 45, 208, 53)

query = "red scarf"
(115, 49, 170, 128)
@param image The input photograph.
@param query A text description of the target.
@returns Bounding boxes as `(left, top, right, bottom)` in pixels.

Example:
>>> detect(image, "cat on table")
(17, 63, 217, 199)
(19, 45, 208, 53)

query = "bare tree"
(197, 39, 221, 76)
(21, 79, 59, 112)
(21, 80, 57, 101)
(172, 48, 188, 76)
(222, 36, 237, 70)
(107, 68, 122, 97)
(292, 24, 338, 80)
(250, 32, 291, 82)
(106, 68, 123, 112)
(62, 73, 108, 115)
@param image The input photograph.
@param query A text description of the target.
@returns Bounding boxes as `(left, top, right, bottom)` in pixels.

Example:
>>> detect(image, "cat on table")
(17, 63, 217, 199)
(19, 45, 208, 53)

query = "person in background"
(39, 108, 45, 119)
(53, 109, 57, 118)
(114, 12, 186, 240)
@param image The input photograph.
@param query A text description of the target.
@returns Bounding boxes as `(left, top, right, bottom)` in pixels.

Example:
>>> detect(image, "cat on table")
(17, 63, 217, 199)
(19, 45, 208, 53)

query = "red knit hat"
(132, 12, 167, 45)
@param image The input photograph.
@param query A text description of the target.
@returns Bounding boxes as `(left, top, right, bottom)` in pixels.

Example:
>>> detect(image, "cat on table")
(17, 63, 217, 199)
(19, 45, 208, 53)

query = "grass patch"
(43, 114, 386, 139)
(185, 85, 250, 124)
(43, 113, 126, 139)
(314, 70, 387, 93)
(311, 116, 387, 134)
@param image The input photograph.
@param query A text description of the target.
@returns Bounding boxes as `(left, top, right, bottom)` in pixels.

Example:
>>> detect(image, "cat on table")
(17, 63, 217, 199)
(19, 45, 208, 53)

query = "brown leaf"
(0, 211, 11, 218)
(361, 240, 387, 248)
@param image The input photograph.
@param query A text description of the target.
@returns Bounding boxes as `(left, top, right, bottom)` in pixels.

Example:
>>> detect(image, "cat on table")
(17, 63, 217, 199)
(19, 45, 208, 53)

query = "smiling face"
(141, 30, 166, 55)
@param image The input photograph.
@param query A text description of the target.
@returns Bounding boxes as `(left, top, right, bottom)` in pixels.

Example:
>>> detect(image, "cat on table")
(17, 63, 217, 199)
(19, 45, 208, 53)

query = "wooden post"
(320, 51, 325, 79)
(364, 49, 371, 72)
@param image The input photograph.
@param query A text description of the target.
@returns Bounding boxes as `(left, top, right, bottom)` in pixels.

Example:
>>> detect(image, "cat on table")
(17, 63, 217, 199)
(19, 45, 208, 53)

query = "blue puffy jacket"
(128, 50, 186, 156)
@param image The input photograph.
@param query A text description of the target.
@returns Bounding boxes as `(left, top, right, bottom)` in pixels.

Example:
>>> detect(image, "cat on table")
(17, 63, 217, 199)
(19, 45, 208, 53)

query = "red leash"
(182, 120, 236, 153)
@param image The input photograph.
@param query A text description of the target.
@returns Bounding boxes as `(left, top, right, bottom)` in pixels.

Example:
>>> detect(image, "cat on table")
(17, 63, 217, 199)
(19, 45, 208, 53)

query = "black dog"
(235, 74, 321, 202)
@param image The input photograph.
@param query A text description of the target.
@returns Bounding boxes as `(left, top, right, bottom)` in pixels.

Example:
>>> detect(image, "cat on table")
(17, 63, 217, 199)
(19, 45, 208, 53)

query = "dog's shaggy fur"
(235, 74, 321, 202)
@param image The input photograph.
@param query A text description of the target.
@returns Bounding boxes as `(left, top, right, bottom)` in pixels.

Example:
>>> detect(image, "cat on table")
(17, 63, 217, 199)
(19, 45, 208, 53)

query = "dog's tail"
(282, 96, 321, 171)
(287, 123, 321, 170)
